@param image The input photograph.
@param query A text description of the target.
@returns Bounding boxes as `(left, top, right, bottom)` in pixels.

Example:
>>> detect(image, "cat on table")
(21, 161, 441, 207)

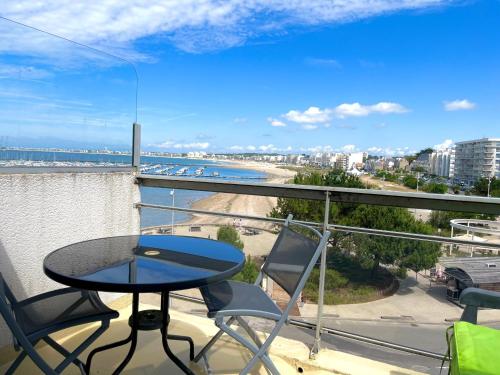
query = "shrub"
(306, 268, 349, 291)
(403, 175, 418, 189)
(232, 255, 259, 283)
(422, 182, 448, 194)
(217, 225, 244, 250)
(394, 267, 408, 279)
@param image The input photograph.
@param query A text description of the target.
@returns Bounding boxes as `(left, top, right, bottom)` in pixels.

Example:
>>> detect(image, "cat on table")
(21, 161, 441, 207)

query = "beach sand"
(152, 162, 296, 257)
(189, 161, 295, 224)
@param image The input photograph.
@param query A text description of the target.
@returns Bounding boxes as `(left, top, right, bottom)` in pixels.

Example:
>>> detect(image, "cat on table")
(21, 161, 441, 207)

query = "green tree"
(405, 155, 416, 164)
(342, 205, 441, 277)
(232, 255, 260, 283)
(270, 170, 365, 224)
(217, 225, 244, 250)
(473, 177, 500, 197)
(428, 211, 496, 232)
(422, 182, 448, 194)
(271, 169, 441, 278)
(415, 148, 434, 158)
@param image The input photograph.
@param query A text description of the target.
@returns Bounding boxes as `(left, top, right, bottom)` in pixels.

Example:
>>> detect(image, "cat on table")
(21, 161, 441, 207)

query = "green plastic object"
(450, 321, 500, 375)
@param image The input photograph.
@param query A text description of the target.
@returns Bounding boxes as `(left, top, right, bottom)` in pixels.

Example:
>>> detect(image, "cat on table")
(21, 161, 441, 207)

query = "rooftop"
(440, 257, 500, 285)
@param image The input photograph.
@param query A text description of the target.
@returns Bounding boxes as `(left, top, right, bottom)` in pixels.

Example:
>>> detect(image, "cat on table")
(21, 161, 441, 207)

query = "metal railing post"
(310, 191, 330, 358)
(132, 123, 141, 169)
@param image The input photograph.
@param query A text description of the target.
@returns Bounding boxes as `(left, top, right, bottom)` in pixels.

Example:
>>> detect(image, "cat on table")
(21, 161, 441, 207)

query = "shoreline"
(184, 161, 295, 228)
(142, 161, 296, 257)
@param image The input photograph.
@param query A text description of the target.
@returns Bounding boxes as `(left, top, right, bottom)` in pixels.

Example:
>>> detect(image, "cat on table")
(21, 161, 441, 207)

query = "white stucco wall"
(0, 170, 141, 348)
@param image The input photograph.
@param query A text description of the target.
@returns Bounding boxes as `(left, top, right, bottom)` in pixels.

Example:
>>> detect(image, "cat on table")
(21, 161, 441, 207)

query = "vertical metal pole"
(171, 190, 175, 235)
(132, 123, 141, 168)
(310, 191, 330, 358)
(467, 221, 471, 256)
(450, 226, 454, 256)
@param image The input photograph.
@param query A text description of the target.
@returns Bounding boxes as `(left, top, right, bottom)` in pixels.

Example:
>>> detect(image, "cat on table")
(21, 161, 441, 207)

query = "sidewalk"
(300, 275, 500, 324)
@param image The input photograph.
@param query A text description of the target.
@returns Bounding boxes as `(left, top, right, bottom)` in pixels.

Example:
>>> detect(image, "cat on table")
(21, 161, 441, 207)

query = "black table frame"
(44, 235, 245, 374)
(85, 291, 196, 375)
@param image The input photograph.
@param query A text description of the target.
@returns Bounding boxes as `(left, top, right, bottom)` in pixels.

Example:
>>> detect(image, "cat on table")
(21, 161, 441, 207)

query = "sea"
(0, 149, 266, 227)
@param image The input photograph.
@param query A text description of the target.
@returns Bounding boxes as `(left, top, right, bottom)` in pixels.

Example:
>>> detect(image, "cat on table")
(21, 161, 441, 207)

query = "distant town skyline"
(1, 1, 499, 155)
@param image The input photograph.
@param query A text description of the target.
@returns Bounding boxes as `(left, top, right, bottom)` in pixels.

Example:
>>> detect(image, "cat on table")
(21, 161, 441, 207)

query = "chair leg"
(193, 316, 237, 363)
(240, 352, 280, 375)
(219, 320, 280, 375)
(43, 336, 84, 368)
(57, 323, 108, 373)
(4, 350, 28, 375)
(7, 338, 57, 375)
(235, 316, 264, 349)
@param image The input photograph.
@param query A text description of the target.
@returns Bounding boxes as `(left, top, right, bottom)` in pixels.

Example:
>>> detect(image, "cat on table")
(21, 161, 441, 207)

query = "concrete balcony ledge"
(0, 296, 425, 375)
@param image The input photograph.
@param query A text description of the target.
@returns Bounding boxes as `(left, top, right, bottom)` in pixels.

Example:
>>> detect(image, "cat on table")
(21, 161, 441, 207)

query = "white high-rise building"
(429, 149, 455, 178)
(454, 138, 500, 185)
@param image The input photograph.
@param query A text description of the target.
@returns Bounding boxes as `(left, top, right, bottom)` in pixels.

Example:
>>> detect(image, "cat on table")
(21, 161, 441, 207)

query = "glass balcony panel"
(0, 18, 138, 167)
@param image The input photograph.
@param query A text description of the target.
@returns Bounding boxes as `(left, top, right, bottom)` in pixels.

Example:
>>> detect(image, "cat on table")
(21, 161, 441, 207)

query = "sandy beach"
(189, 161, 295, 225)
(149, 161, 296, 257)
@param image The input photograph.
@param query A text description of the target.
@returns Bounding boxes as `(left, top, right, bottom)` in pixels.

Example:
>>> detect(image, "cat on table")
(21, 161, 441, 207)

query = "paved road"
(280, 318, 500, 375)
(284, 320, 447, 374)
(169, 291, 500, 375)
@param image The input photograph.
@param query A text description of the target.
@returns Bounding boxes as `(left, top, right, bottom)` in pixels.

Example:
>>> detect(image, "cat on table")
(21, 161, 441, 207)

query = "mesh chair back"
(261, 225, 320, 297)
(0, 272, 21, 347)
(0, 272, 17, 306)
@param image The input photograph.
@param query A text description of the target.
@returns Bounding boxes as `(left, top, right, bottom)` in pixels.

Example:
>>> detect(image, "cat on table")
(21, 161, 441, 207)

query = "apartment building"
(429, 149, 455, 178)
(454, 138, 500, 185)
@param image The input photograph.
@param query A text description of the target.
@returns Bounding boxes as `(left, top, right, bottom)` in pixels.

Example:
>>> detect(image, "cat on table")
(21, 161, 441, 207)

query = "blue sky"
(1, 1, 499, 155)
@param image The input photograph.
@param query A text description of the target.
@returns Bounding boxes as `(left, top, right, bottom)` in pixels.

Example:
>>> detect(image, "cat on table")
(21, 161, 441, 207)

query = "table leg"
(85, 293, 139, 374)
(161, 292, 195, 375)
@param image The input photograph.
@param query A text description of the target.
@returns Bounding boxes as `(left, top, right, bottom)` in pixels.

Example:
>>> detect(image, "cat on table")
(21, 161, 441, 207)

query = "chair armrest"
(214, 309, 282, 321)
(460, 288, 500, 309)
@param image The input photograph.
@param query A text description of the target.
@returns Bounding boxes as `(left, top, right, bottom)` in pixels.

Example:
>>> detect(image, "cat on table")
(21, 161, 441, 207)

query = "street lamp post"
(487, 176, 492, 198)
(170, 189, 175, 234)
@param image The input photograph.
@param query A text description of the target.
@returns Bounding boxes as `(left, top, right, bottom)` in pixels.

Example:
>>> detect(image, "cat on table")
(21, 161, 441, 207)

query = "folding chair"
(194, 215, 330, 375)
(0, 272, 118, 374)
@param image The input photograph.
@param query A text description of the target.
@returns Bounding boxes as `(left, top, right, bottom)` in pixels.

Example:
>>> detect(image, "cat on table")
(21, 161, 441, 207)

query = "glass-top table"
(44, 235, 245, 375)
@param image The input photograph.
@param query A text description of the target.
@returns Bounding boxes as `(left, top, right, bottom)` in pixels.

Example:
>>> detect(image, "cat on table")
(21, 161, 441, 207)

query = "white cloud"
(443, 99, 476, 111)
(367, 146, 383, 153)
(305, 145, 334, 153)
(0, 63, 52, 80)
(283, 107, 332, 124)
(173, 142, 210, 149)
(152, 139, 210, 150)
(229, 144, 293, 153)
(302, 124, 318, 130)
(434, 139, 454, 151)
(267, 117, 286, 127)
(258, 144, 277, 152)
(334, 102, 408, 118)
(366, 146, 410, 156)
(0, 1, 449, 55)
(341, 144, 357, 152)
(278, 101, 407, 129)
